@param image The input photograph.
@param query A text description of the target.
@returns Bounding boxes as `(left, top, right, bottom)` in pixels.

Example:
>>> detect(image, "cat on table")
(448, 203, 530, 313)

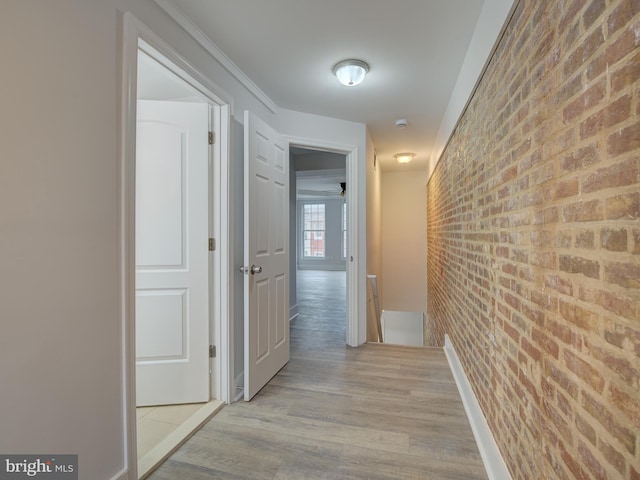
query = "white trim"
(297, 265, 346, 271)
(346, 147, 362, 347)
(289, 303, 299, 322)
(153, 0, 278, 115)
(110, 468, 128, 480)
(443, 334, 512, 480)
(121, 12, 233, 478)
(137, 400, 224, 479)
(120, 14, 139, 478)
(286, 135, 361, 347)
(136, 31, 233, 109)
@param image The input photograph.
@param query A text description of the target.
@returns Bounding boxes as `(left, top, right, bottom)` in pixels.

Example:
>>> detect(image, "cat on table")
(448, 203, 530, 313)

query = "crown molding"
(154, 0, 278, 114)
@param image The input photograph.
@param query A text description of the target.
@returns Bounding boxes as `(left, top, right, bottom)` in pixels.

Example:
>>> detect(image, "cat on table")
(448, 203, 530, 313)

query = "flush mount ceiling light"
(394, 152, 415, 164)
(333, 59, 369, 86)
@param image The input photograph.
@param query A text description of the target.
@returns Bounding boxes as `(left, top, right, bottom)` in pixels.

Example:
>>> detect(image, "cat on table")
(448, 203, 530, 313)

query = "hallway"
(148, 270, 487, 479)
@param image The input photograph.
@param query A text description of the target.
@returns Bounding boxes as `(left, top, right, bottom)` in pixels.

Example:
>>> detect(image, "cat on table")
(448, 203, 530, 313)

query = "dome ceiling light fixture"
(333, 59, 369, 87)
(394, 152, 415, 164)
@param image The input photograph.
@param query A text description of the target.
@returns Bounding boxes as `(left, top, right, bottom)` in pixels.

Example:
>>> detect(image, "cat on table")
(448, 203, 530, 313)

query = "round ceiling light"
(394, 152, 415, 164)
(333, 59, 369, 87)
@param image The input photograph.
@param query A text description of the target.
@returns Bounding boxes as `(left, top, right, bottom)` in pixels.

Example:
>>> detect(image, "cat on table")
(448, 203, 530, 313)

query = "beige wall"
(366, 132, 383, 342)
(0, 2, 124, 477)
(381, 171, 427, 315)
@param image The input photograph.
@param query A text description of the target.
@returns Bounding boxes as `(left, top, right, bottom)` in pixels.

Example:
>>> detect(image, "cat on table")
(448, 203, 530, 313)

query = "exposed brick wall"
(426, 1, 639, 478)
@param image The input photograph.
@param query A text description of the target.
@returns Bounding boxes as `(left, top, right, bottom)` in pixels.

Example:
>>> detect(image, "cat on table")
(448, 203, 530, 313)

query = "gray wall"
(295, 151, 346, 171)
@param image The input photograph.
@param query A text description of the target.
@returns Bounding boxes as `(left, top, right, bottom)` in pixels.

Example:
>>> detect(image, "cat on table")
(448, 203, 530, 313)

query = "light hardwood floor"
(148, 270, 487, 479)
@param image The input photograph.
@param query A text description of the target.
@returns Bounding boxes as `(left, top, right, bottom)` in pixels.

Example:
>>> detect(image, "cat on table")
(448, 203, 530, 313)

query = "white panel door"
(135, 100, 210, 407)
(244, 111, 289, 400)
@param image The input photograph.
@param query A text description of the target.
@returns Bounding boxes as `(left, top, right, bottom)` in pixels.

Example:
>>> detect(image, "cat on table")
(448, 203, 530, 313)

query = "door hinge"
(209, 238, 215, 251)
(209, 345, 216, 358)
(208, 131, 215, 145)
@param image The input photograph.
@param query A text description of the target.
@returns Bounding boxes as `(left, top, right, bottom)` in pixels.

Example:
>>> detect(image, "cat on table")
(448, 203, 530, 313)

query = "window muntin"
(303, 203, 326, 258)
(342, 202, 347, 259)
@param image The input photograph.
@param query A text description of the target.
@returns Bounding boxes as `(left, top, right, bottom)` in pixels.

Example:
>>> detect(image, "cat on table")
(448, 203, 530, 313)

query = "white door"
(244, 110, 290, 400)
(135, 100, 211, 407)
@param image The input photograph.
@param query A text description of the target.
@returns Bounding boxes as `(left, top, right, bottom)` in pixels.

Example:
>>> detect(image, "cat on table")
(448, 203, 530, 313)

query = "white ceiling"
(296, 170, 347, 199)
(292, 147, 346, 198)
(156, 0, 504, 171)
(137, 53, 348, 199)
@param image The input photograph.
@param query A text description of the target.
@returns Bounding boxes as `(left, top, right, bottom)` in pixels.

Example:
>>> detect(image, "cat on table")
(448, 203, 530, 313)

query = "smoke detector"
(395, 119, 408, 128)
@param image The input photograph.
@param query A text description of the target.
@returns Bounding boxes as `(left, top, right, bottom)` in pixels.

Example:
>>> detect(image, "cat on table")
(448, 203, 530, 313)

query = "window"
(303, 203, 325, 258)
(342, 202, 347, 258)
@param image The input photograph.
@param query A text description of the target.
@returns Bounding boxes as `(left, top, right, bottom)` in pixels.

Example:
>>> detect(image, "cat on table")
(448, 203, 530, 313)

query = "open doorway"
(134, 47, 225, 477)
(121, 16, 233, 475)
(289, 147, 347, 339)
(134, 48, 225, 477)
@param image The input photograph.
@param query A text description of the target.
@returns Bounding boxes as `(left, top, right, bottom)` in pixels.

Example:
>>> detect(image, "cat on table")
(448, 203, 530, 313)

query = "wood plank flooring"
(148, 270, 487, 479)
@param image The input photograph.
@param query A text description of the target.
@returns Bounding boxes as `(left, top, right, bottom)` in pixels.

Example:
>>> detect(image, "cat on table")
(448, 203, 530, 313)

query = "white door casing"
(135, 99, 210, 406)
(244, 110, 290, 401)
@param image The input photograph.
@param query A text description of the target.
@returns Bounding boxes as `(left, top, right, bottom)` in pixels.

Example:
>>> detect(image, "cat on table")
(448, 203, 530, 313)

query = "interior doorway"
(289, 147, 347, 335)
(122, 15, 233, 477)
(134, 47, 225, 478)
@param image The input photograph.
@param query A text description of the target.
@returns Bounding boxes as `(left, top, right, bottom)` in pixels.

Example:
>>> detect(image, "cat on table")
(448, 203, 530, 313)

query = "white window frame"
(301, 202, 326, 259)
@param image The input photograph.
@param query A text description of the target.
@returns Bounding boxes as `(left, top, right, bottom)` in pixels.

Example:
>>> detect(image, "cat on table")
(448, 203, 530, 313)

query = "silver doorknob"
(250, 265, 263, 275)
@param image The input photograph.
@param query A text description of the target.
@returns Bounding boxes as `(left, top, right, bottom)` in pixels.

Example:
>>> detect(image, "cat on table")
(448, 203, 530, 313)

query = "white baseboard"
(297, 265, 346, 271)
(289, 304, 299, 322)
(443, 334, 512, 480)
(138, 400, 224, 479)
(110, 467, 128, 480)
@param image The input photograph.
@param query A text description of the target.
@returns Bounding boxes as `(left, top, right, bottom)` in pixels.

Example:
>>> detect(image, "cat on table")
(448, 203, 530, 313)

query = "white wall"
(276, 109, 368, 345)
(429, 0, 516, 180)
(381, 171, 427, 314)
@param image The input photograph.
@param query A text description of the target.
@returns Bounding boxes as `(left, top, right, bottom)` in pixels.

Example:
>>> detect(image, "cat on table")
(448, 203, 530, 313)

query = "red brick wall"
(426, 1, 639, 478)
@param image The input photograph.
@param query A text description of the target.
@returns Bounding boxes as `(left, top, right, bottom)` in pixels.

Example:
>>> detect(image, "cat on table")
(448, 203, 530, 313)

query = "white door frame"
(287, 136, 360, 346)
(120, 13, 233, 478)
